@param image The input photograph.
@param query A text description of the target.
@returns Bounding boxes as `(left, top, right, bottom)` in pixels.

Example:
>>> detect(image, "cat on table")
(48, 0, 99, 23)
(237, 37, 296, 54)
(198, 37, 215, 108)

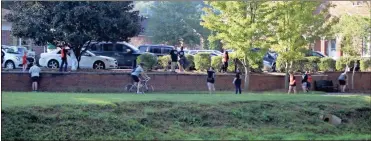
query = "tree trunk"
(284, 61, 289, 90)
(352, 61, 356, 90)
(243, 62, 250, 92)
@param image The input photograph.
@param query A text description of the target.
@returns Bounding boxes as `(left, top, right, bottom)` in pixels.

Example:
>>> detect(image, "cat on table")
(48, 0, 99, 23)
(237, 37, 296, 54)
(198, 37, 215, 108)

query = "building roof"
(318, 1, 371, 17)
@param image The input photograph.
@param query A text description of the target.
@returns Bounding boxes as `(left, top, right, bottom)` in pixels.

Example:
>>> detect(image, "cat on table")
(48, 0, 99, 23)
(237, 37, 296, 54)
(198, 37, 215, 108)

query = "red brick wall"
(1, 72, 370, 93)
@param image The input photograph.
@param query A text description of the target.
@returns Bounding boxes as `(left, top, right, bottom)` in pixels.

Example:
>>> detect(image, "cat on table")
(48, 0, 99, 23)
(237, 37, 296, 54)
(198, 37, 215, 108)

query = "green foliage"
(319, 57, 336, 72)
(194, 53, 211, 71)
(137, 53, 158, 71)
(336, 57, 357, 71)
(185, 54, 195, 71)
(360, 59, 371, 72)
(158, 55, 171, 70)
(211, 56, 223, 72)
(145, 1, 210, 47)
(304, 56, 321, 72)
(5, 1, 142, 68)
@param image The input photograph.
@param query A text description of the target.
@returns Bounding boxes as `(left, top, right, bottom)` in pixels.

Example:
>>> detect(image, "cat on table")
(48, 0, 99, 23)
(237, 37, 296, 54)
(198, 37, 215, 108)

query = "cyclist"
(131, 62, 150, 94)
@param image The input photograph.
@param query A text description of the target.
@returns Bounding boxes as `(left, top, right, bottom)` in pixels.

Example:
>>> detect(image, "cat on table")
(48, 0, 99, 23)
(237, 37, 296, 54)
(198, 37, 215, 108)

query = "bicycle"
(125, 77, 154, 94)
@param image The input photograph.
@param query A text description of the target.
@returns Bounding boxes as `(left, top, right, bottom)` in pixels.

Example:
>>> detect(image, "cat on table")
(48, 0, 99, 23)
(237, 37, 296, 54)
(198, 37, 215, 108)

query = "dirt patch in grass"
(2, 101, 371, 140)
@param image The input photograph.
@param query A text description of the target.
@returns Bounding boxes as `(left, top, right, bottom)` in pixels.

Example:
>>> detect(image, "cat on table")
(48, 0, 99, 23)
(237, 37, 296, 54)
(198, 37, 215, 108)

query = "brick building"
(314, 1, 371, 60)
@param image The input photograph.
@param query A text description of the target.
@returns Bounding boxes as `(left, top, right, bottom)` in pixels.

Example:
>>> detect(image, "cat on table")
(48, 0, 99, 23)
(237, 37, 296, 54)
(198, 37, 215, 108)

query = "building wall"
(2, 72, 370, 93)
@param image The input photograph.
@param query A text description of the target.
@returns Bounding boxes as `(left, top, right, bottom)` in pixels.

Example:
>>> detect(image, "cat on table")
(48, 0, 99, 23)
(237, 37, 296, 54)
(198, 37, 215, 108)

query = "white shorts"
(207, 82, 215, 91)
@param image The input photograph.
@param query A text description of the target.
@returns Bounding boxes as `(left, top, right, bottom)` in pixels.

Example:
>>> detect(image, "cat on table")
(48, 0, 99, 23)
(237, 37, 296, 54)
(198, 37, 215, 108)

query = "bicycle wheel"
(145, 85, 154, 93)
(125, 84, 135, 92)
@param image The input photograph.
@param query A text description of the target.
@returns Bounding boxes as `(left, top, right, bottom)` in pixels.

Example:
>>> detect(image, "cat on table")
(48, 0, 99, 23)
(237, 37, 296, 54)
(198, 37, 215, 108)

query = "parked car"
(39, 48, 117, 69)
(188, 50, 223, 56)
(1, 45, 35, 69)
(85, 42, 153, 68)
(138, 44, 175, 56)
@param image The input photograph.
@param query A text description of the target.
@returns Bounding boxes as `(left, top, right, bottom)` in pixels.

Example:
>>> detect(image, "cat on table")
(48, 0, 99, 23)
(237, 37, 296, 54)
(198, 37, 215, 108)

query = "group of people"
(288, 71, 313, 94)
(205, 67, 242, 94)
(169, 47, 187, 73)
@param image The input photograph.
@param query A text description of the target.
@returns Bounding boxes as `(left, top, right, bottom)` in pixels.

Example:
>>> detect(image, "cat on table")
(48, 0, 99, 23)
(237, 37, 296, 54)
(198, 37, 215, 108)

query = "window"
(90, 44, 98, 51)
(139, 46, 148, 52)
(115, 44, 124, 52)
(149, 46, 161, 54)
(331, 39, 336, 51)
(102, 44, 113, 51)
(162, 47, 172, 54)
(122, 46, 132, 53)
(352, 1, 363, 6)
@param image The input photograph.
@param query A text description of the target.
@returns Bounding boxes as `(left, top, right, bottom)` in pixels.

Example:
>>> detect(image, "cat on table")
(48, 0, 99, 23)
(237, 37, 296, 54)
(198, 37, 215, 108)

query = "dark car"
(138, 44, 175, 56)
(85, 42, 148, 68)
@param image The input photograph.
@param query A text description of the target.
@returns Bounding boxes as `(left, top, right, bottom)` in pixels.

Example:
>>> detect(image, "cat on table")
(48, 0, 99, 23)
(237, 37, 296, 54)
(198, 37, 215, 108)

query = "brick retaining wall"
(1, 72, 370, 93)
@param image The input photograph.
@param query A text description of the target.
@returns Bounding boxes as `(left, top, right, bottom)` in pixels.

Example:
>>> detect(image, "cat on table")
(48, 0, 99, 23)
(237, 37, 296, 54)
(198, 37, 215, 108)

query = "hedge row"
(137, 53, 371, 72)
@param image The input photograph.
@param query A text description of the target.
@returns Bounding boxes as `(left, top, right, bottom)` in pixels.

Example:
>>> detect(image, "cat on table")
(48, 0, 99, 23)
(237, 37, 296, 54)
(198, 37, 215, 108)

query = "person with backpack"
(59, 44, 68, 72)
(178, 46, 186, 72)
(301, 71, 309, 92)
(206, 67, 216, 94)
(233, 72, 242, 94)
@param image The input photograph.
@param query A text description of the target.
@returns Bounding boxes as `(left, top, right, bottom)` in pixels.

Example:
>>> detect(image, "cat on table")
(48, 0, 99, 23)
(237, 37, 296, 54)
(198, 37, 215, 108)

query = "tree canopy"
(6, 1, 142, 68)
(145, 1, 210, 48)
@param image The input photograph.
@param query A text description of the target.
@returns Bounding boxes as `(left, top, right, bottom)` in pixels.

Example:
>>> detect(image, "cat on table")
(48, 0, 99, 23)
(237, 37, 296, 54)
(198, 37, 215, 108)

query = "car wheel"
(93, 61, 105, 69)
(47, 60, 59, 69)
(5, 61, 15, 69)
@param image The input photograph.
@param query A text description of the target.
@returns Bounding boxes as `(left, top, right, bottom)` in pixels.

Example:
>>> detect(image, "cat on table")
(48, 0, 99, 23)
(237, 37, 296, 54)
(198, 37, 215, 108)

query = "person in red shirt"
(22, 51, 27, 72)
(59, 44, 68, 72)
(307, 71, 312, 92)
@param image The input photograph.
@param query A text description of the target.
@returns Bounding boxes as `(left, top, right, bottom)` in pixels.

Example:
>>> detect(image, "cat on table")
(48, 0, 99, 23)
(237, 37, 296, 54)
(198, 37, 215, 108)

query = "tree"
(6, 1, 142, 68)
(145, 1, 210, 48)
(333, 15, 370, 89)
(202, 1, 275, 91)
(269, 1, 336, 89)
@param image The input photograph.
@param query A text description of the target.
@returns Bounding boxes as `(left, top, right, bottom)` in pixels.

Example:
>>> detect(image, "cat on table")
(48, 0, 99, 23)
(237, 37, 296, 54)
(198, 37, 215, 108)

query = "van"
(138, 45, 175, 56)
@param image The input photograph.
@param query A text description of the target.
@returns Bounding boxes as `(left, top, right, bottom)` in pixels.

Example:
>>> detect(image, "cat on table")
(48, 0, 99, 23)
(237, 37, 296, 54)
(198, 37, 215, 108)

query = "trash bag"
(69, 50, 78, 71)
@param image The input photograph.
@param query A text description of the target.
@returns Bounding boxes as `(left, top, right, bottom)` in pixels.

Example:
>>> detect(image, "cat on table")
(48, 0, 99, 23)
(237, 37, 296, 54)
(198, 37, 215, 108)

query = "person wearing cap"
(131, 62, 150, 94)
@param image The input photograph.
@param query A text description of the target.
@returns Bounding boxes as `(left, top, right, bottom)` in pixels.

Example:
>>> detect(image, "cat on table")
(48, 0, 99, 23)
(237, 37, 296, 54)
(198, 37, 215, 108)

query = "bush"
(185, 54, 195, 71)
(360, 59, 371, 72)
(137, 53, 158, 71)
(336, 57, 356, 71)
(211, 56, 223, 72)
(304, 56, 320, 72)
(194, 53, 211, 71)
(319, 57, 336, 72)
(158, 55, 171, 71)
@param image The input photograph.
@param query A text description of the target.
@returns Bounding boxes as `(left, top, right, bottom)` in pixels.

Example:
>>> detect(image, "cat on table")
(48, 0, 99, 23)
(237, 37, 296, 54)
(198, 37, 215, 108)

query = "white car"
(1, 45, 36, 69)
(38, 49, 118, 69)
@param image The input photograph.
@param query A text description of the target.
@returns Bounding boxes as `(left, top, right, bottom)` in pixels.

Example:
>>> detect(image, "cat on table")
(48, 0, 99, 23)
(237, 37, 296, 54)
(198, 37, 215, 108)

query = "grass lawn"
(2, 91, 371, 140)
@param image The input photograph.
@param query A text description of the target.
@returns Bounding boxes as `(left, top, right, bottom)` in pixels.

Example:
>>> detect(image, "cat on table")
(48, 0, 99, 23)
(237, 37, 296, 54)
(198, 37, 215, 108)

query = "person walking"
(338, 71, 347, 93)
(59, 45, 68, 72)
(307, 71, 312, 92)
(301, 71, 308, 92)
(29, 63, 41, 92)
(22, 51, 27, 72)
(169, 48, 178, 73)
(288, 71, 297, 94)
(207, 67, 216, 94)
(178, 46, 186, 72)
(221, 51, 229, 73)
(233, 72, 242, 94)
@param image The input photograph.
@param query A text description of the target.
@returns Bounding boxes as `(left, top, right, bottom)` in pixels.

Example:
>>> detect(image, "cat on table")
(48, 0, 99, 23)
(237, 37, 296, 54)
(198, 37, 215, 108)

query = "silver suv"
(1, 45, 36, 69)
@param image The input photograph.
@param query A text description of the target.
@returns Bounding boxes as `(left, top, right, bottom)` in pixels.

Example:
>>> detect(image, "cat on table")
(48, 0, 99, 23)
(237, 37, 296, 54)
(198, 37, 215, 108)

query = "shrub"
(158, 55, 171, 71)
(185, 54, 195, 71)
(211, 56, 223, 72)
(360, 59, 371, 72)
(319, 57, 336, 72)
(194, 53, 211, 71)
(275, 56, 286, 72)
(304, 56, 320, 72)
(137, 53, 158, 71)
(336, 57, 356, 71)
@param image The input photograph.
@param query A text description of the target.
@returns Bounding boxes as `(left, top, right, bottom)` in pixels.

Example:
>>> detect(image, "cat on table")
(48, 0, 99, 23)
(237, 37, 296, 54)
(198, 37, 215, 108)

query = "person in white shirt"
(131, 63, 149, 94)
(29, 63, 41, 92)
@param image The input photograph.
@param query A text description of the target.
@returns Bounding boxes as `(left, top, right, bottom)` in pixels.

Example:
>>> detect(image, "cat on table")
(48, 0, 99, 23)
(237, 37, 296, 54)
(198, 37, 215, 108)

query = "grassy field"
(2, 92, 371, 140)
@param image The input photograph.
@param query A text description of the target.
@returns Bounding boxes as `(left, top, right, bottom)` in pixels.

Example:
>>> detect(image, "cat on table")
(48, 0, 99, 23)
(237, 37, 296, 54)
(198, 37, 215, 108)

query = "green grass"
(2, 91, 368, 108)
(2, 92, 371, 140)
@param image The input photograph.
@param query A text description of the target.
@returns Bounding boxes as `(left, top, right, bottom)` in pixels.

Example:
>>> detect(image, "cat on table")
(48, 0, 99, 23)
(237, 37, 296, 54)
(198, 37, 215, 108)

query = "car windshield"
(123, 42, 139, 52)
